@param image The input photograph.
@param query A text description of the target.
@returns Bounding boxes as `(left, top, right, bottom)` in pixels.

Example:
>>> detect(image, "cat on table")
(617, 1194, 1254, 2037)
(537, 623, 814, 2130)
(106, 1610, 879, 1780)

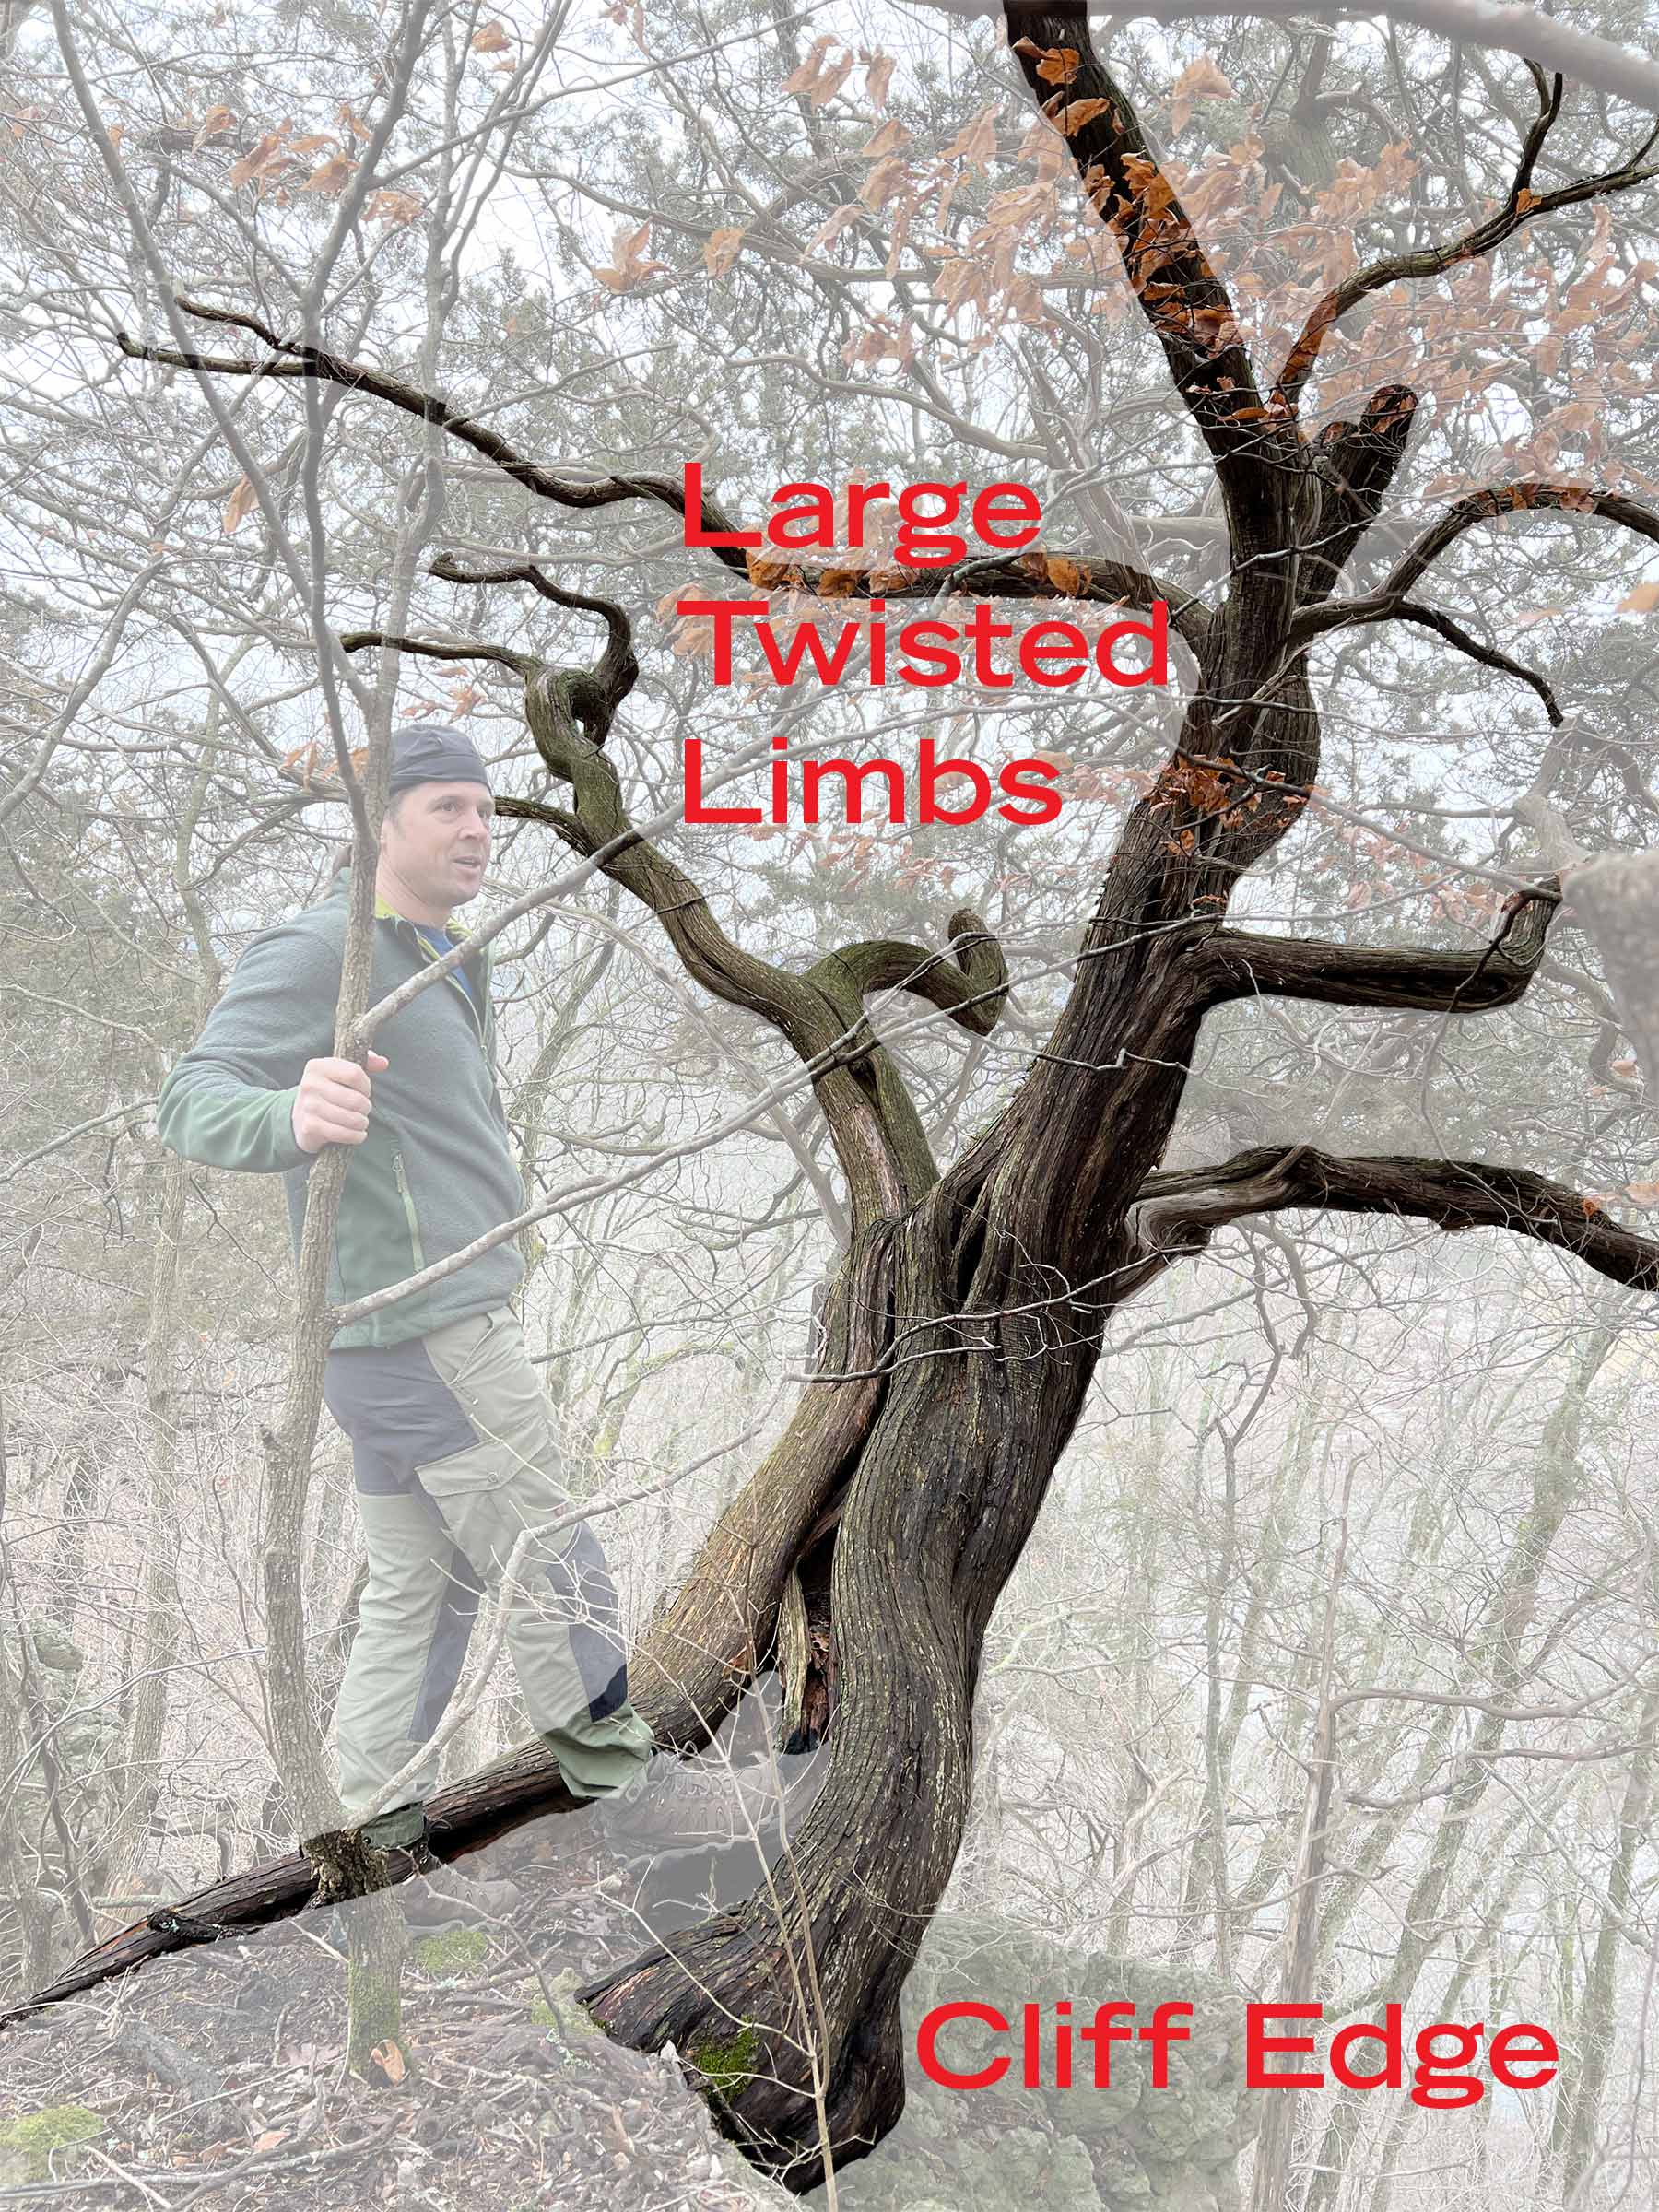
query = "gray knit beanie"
(388, 723, 492, 797)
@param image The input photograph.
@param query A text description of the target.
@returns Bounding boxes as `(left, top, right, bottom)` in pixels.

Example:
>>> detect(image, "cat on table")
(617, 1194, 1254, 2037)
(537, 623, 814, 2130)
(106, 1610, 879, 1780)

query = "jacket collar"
(326, 865, 472, 943)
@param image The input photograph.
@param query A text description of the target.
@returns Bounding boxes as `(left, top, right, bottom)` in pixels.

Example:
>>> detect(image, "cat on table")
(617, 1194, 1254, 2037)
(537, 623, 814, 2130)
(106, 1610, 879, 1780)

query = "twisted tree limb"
(1194, 877, 1559, 1011)
(1131, 1146, 1659, 1288)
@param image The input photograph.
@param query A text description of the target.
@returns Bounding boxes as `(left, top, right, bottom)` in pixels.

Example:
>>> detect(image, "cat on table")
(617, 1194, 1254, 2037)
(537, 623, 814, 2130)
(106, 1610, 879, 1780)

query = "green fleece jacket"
(157, 872, 524, 1347)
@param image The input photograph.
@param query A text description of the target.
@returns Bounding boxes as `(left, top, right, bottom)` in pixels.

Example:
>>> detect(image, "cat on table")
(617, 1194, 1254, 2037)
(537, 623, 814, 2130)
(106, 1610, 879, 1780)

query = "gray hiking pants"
(322, 1306, 653, 1846)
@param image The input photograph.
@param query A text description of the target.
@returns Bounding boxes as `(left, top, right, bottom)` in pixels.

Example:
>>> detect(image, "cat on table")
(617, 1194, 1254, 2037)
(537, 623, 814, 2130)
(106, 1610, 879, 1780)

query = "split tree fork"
(12, 6, 1659, 2192)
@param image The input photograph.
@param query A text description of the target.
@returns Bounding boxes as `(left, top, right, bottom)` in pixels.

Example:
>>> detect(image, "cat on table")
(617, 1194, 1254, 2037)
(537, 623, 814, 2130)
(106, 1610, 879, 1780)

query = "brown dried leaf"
(865, 52, 896, 111)
(941, 104, 998, 170)
(862, 118, 910, 158)
(1617, 579, 1659, 613)
(1053, 97, 1112, 137)
(1043, 553, 1086, 596)
(193, 104, 235, 151)
(594, 221, 668, 292)
(1170, 57, 1234, 133)
(364, 188, 424, 228)
(1034, 47, 1080, 85)
(704, 226, 746, 276)
(370, 2038, 406, 2083)
(817, 567, 862, 598)
(222, 476, 257, 534)
(472, 21, 512, 53)
(782, 36, 833, 97)
(860, 156, 906, 212)
(301, 153, 357, 194)
(809, 50, 856, 109)
(228, 126, 290, 190)
(745, 549, 795, 591)
(806, 202, 862, 256)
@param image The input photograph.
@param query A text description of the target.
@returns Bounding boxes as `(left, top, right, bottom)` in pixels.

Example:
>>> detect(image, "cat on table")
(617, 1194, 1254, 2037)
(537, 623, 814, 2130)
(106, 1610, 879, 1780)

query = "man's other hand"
(291, 1052, 390, 1154)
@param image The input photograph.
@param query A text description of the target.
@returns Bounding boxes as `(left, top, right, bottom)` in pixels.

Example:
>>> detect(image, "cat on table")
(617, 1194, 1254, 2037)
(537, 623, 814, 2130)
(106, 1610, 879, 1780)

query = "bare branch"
(1132, 1144, 1659, 1290)
(116, 304, 1206, 630)
(1320, 598, 1563, 724)
(1195, 878, 1559, 1012)
(1293, 483, 1659, 644)
(337, 629, 541, 678)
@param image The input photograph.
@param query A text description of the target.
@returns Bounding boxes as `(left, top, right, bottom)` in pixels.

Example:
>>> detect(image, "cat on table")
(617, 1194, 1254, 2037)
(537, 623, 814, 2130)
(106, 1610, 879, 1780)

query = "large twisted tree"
(10, 1, 1659, 2195)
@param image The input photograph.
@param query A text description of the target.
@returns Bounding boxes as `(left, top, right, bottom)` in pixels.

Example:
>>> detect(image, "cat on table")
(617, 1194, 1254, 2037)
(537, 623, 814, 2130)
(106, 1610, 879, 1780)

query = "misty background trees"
(3, 1, 1659, 2204)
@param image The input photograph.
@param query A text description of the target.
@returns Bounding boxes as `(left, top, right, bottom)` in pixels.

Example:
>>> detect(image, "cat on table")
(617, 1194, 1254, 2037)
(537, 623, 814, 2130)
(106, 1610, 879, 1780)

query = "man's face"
(377, 779, 495, 922)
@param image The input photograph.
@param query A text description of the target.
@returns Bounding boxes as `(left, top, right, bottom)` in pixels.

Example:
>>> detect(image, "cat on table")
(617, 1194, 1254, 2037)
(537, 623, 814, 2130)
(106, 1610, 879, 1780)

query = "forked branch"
(1275, 65, 1659, 411)
(1294, 484, 1659, 644)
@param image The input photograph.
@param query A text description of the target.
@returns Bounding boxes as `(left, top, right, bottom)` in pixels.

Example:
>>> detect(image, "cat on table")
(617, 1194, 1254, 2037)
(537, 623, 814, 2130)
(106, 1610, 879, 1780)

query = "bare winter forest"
(3, 2, 1659, 2206)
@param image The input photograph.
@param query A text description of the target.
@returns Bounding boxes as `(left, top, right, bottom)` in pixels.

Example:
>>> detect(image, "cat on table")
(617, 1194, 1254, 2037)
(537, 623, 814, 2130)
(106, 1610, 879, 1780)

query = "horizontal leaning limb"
(1194, 877, 1559, 1011)
(116, 304, 1206, 641)
(1130, 1145, 1659, 1290)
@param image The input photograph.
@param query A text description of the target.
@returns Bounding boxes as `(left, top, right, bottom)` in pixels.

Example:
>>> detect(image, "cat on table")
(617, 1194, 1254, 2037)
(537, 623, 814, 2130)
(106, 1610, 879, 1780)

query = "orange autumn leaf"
(1043, 554, 1086, 596)
(302, 153, 357, 194)
(1170, 57, 1234, 134)
(1034, 47, 1080, 86)
(1617, 579, 1659, 613)
(222, 476, 257, 534)
(704, 226, 746, 276)
(472, 21, 511, 54)
(1053, 97, 1112, 137)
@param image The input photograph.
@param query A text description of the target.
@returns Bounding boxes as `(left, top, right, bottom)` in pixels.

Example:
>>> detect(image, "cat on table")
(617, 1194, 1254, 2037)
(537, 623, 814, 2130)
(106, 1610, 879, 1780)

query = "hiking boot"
(378, 1833, 523, 1932)
(593, 1749, 806, 1866)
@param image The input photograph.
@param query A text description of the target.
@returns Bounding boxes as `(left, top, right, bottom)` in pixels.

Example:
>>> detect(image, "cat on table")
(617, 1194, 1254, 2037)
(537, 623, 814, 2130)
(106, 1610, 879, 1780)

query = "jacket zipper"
(392, 1150, 426, 1272)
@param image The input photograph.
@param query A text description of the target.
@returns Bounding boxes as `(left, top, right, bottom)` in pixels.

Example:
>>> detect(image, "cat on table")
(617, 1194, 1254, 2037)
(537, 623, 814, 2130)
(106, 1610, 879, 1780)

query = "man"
(158, 724, 656, 1924)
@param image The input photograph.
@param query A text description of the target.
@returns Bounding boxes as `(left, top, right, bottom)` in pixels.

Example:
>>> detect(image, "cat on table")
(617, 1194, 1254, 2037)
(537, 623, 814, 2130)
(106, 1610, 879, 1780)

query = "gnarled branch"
(1195, 879, 1559, 1013)
(1132, 1144, 1659, 1290)
(806, 911, 1010, 1040)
